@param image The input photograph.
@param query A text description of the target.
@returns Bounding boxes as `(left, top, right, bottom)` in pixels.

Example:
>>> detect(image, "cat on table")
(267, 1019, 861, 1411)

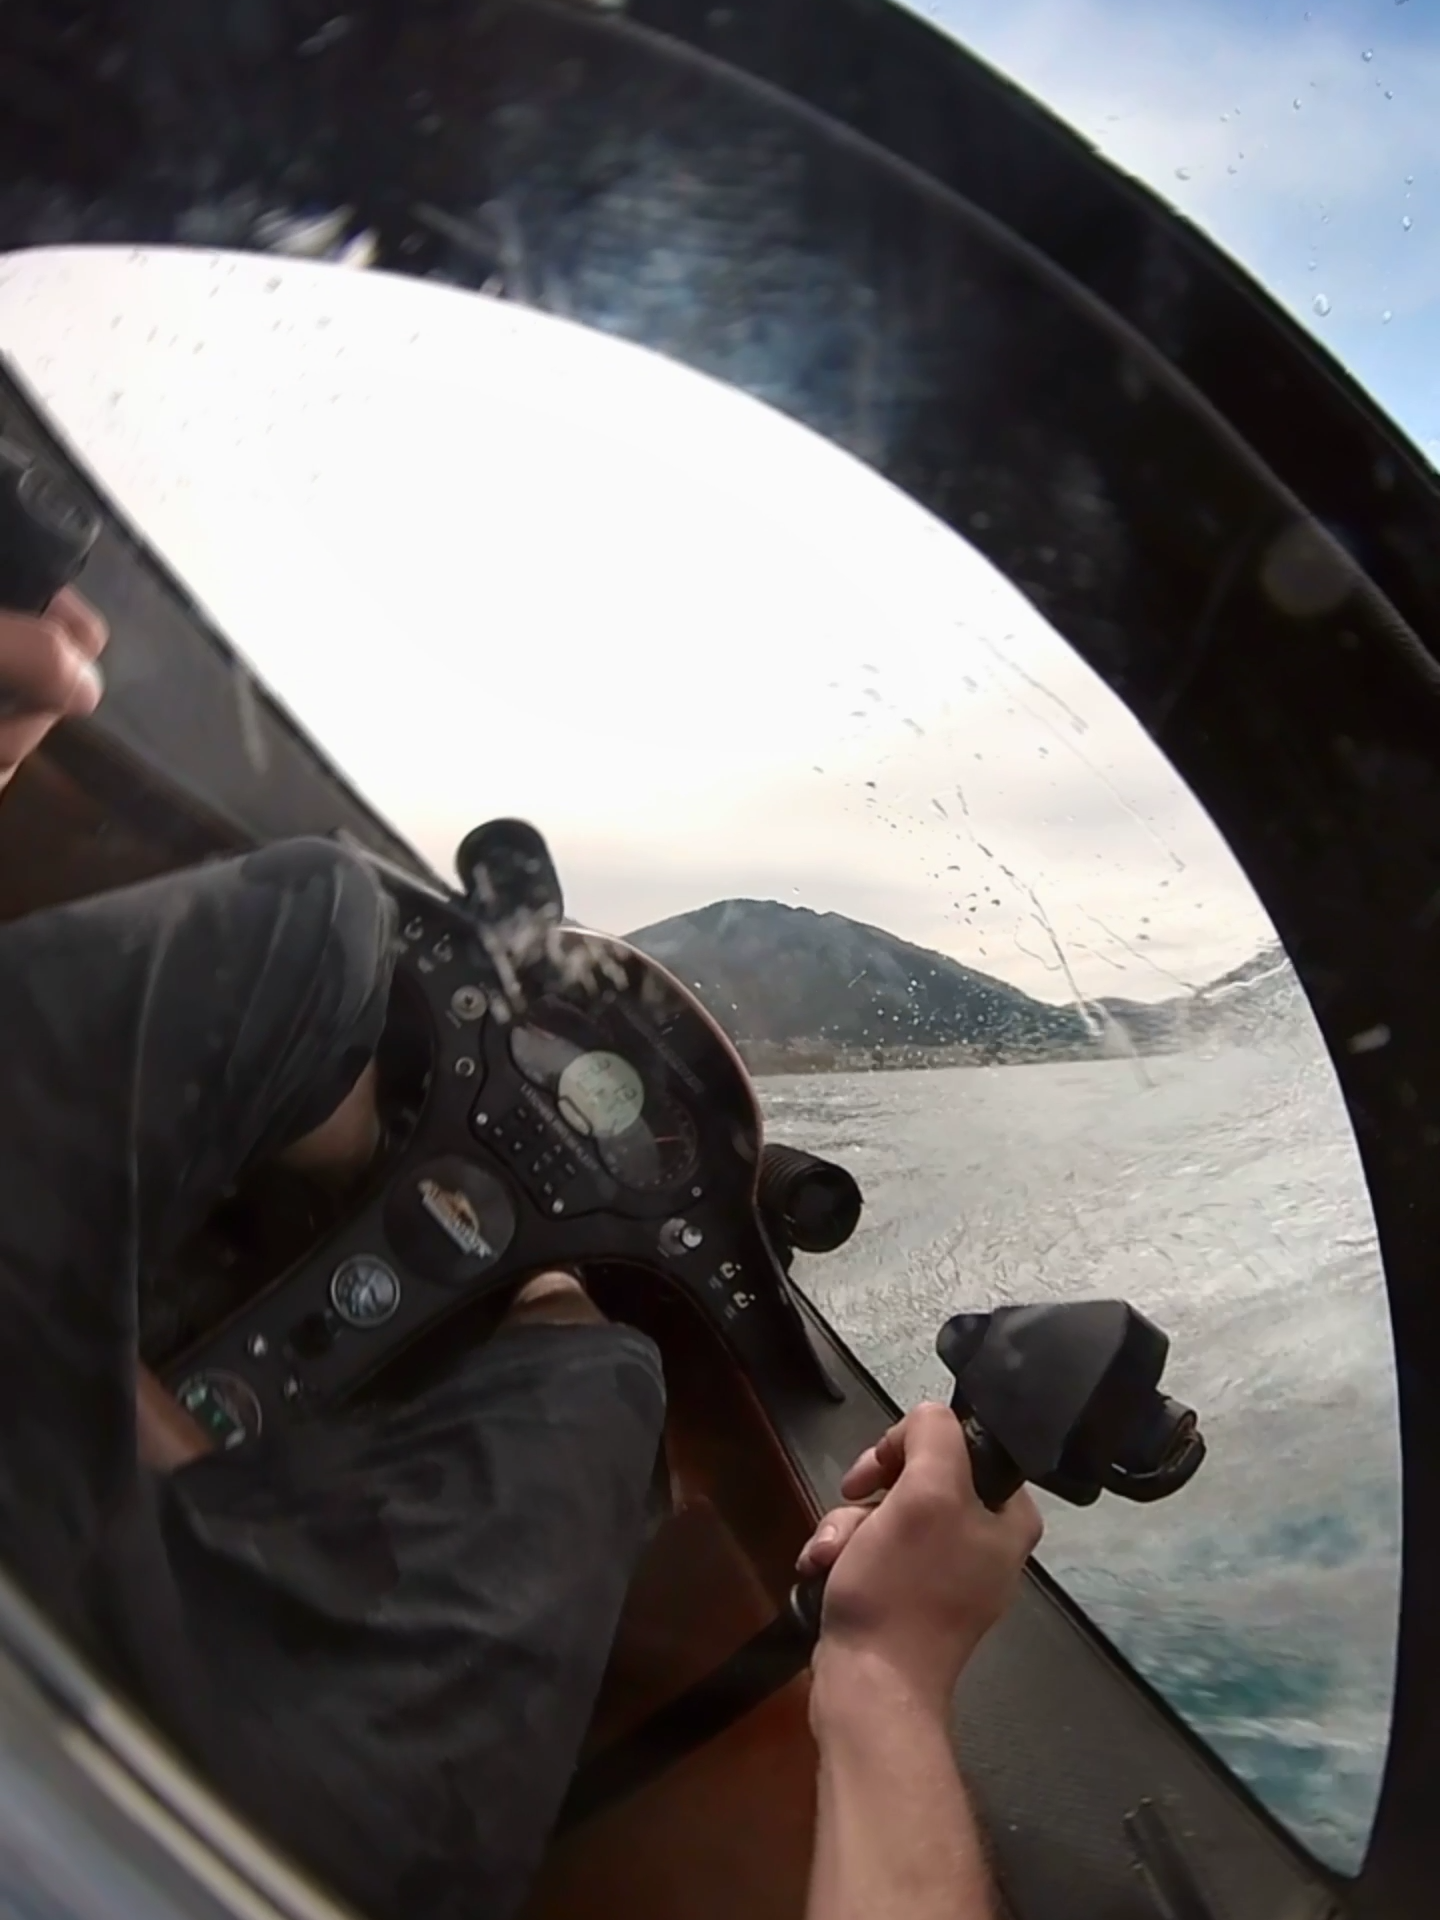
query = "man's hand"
(0, 589, 108, 792)
(799, 1407, 1043, 1920)
(800, 1401, 1042, 1711)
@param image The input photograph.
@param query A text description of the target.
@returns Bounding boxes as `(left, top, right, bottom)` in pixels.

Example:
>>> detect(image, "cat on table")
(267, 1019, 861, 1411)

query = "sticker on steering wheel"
(384, 1155, 518, 1287)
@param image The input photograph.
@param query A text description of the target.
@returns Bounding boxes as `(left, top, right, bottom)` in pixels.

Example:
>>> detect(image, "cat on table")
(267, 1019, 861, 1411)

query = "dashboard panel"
(163, 845, 838, 1447)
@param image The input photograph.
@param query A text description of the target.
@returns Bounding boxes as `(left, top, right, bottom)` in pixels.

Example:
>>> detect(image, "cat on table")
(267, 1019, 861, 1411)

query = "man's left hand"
(0, 588, 109, 791)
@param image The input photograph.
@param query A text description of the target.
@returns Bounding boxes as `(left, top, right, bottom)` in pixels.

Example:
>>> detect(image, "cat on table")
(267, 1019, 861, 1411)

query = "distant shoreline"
(737, 1037, 1189, 1077)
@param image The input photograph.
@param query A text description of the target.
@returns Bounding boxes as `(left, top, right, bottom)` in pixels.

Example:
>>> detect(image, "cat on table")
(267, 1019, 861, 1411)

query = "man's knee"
(239, 839, 395, 1026)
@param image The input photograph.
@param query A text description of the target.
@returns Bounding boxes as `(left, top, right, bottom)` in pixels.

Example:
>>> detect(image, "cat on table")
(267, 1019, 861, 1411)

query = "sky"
(0, 0, 1428, 1007)
(909, 0, 1440, 455)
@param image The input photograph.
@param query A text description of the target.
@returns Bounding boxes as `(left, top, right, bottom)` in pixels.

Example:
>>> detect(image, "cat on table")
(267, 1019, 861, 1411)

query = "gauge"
(174, 1370, 262, 1450)
(557, 1050, 646, 1139)
(330, 1254, 402, 1329)
(599, 1098, 700, 1192)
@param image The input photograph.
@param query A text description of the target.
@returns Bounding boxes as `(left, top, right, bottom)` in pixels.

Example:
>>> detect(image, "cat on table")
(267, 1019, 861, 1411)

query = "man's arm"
(798, 1404, 1043, 1920)
(809, 1650, 994, 1920)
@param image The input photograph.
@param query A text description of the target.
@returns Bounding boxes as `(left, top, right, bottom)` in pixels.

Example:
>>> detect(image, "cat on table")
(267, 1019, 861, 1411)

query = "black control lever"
(789, 1299, 1205, 1643)
(456, 818, 565, 928)
(758, 1144, 863, 1257)
(0, 436, 99, 618)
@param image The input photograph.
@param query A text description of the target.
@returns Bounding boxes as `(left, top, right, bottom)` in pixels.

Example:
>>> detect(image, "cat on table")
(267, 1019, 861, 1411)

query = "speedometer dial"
(557, 1050, 646, 1139)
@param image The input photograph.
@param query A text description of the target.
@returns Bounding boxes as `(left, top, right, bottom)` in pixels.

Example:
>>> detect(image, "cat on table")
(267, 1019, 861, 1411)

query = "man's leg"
(165, 1267, 667, 1920)
(276, 1056, 383, 1190)
(0, 838, 395, 1670)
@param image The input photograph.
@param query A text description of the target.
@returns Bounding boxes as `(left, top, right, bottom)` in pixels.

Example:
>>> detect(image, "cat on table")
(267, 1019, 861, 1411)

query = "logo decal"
(418, 1179, 495, 1259)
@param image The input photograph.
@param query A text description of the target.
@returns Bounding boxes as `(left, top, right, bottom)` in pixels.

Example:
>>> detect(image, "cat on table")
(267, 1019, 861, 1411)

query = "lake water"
(757, 1011, 1401, 1874)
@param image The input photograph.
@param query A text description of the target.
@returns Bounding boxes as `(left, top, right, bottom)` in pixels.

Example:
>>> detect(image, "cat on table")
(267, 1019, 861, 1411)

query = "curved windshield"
(0, 241, 1401, 1876)
(905, 0, 1440, 463)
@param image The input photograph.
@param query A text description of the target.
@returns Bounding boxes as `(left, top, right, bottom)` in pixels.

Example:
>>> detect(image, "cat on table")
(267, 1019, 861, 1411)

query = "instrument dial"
(174, 1370, 262, 1450)
(557, 1050, 645, 1139)
(330, 1255, 402, 1328)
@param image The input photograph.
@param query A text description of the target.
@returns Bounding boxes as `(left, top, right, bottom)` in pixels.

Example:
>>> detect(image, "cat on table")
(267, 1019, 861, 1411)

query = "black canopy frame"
(0, 2, 1436, 1913)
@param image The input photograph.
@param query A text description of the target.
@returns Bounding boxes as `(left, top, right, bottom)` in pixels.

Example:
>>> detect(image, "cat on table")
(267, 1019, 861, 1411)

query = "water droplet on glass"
(1383, 309, 1393, 323)
(1292, 97, 1303, 110)
(1405, 173, 1414, 186)
(1174, 166, 1192, 181)
(1385, 89, 1395, 100)
(1313, 293, 1332, 317)
(1403, 214, 1413, 230)
(1363, 48, 1374, 61)
(1220, 112, 1230, 123)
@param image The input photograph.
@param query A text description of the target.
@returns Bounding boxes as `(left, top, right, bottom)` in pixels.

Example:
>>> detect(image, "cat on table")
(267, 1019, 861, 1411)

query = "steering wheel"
(159, 819, 855, 1449)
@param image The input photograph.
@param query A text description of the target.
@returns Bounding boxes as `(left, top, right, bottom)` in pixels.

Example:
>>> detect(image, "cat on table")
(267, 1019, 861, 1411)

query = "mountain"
(624, 900, 1301, 1073)
(624, 898, 1093, 1068)
(1096, 944, 1303, 1053)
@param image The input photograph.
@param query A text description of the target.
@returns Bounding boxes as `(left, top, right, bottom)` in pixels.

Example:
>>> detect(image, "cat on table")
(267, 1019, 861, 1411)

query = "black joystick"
(788, 1299, 1205, 1643)
(0, 437, 99, 615)
(456, 819, 565, 928)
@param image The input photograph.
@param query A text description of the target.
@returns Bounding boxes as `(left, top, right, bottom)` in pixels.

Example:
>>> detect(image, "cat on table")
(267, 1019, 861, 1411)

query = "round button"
(330, 1254, 402, 1328)
(384, 1155, 517, 1287)
(451, 985, 487, 1022)
(660, 1218, 704, 1257)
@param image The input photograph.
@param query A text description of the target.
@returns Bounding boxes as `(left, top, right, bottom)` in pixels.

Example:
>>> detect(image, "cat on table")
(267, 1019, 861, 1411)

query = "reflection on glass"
(0, 243, 1400, 1874)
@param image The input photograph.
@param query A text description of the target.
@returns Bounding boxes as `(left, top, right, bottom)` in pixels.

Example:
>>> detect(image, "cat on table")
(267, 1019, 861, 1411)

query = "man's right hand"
(798, 1408, 1042, 1920)
(0, 589, 108, 792)
(798, 1403, 1043, 1713)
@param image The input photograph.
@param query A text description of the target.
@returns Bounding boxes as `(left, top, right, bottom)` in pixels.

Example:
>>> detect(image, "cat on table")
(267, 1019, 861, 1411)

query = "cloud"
(0, 243, 1277, 1003)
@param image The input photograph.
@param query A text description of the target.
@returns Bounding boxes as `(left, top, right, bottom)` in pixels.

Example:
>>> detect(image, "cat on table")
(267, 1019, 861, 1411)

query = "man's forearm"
(807, 1650, 995, 1920)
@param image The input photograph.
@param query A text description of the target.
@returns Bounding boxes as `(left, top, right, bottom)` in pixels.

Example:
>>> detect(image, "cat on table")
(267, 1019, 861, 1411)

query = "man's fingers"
(0, 715, 53, 789)
(999, 1486, 1045, 1559)
(839, 1402, 963, 1502)
(796, 1503, 871, 1578)
(839, 1418, 908, 1500)
(0, 613, 104, 722)
(50, 588, 109, 662)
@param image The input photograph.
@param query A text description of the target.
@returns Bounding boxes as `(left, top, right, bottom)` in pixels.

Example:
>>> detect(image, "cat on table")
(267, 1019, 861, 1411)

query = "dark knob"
(0, 437, 100, 614)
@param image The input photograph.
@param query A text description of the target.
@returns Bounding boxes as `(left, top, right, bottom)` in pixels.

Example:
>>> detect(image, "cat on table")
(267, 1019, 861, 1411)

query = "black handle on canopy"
(786, 1299, 1203, 1650)
(0, 437, 100, 615)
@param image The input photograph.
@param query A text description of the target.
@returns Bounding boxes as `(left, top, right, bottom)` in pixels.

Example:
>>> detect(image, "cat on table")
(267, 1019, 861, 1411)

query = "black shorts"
(0, 840, 666, 1920)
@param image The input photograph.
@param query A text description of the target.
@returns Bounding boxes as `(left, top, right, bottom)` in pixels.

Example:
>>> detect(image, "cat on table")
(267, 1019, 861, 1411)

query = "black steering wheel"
(158, 819, 853, 1449)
